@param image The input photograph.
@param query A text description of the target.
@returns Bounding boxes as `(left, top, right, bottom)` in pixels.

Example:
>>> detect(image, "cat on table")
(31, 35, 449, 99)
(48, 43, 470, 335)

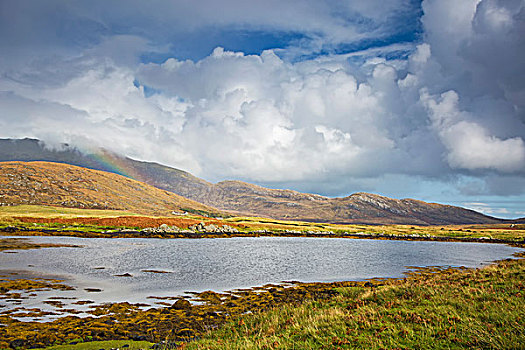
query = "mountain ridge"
(0, 138, 511, 225)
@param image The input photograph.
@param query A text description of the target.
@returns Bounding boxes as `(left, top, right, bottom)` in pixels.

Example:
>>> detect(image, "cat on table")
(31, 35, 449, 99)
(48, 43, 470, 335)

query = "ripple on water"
(0, 236, 523, 319)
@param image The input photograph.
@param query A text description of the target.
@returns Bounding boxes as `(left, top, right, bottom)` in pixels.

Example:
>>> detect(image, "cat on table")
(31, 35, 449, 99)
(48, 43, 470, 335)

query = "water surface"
(0, 236, 522, 318)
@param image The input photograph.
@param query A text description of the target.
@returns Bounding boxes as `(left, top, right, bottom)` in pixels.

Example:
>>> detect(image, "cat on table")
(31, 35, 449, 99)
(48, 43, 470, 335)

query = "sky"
(0, 0, 524, 218)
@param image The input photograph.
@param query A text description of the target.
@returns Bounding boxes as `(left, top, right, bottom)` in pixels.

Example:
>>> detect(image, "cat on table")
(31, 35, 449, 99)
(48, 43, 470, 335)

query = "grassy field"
(0, 205, 143, 219)
(1, 205, 524, 242)
(34, 340, 153, 350)
(226, 216, 525, 242)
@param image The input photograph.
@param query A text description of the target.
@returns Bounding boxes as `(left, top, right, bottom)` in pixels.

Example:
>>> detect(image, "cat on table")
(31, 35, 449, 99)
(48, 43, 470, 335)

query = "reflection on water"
(0, 236, 522, 318)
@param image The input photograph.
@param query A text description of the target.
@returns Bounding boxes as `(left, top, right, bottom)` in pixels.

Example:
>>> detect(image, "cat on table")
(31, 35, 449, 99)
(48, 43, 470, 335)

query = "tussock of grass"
(187, 254, 525, 349)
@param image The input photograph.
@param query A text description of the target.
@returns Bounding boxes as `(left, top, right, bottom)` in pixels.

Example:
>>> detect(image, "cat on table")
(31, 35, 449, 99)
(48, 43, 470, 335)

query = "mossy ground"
(0, 238, 79, 251)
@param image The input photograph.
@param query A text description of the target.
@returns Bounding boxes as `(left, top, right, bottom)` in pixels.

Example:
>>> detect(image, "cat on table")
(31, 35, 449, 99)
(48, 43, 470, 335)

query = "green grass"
(186, 255, 525, 349)
(35, 340, 153, 350)
(0, 205, 142, 219)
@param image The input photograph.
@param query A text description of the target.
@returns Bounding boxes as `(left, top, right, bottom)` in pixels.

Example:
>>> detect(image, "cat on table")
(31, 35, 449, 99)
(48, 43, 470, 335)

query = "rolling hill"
(0, 161, 222, 217)
(0, 138, 508, 225)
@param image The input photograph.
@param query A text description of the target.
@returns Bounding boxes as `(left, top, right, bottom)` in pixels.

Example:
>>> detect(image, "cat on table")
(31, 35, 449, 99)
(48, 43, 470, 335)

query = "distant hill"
(0, 161, 222, 217)
(0, 138, 506, 225)
(190, 181, 505, 225)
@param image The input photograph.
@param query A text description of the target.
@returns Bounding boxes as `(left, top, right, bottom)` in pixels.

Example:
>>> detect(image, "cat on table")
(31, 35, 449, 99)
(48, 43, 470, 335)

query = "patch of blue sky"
(133, 79, 162, 97)
(333, 27, 422, 55)
(140, 28, 307, 64)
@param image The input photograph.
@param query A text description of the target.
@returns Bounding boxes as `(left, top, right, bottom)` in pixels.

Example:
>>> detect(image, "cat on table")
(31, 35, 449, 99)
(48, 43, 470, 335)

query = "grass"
(186, 254, 525, 349)
(0, 205, 143, 219)
(1, 205, 524, 242)
(34, 340, 153, 350)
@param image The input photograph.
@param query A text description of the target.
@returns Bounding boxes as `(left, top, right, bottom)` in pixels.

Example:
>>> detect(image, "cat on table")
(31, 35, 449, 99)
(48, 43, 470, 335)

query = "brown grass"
(0, 161, 221, 216)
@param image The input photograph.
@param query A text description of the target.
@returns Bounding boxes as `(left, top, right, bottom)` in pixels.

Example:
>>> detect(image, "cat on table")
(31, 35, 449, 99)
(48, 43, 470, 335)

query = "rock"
(170, 299, 191, 310)
(142, 269, 172, 274)
(189, 222, 206, 232)
(142, 225, 180, 234)
(151, 341, 179, 349)
(204, 224, 218, 232)
(114, 273, 133, 277)
(220, 225, 239, 233)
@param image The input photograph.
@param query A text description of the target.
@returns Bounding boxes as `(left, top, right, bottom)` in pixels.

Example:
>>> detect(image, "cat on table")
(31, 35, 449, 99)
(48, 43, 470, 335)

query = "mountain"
(186, 181, 505, 225)
(0, 161, 221, 217)
(0, 138, 506, 225)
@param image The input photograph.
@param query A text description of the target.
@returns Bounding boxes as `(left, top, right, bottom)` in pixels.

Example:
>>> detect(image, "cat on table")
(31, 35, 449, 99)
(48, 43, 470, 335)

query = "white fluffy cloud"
(421, 89, 525, 171)
(0, 0, 524, 206)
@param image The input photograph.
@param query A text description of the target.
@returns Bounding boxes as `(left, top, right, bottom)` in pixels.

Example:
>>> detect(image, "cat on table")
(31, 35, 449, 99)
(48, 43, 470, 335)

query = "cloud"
(0, 0, 524, 209)
(421, 89, 525, 172)
(0, 0, 420, 63)
(462, 202, 510, 216)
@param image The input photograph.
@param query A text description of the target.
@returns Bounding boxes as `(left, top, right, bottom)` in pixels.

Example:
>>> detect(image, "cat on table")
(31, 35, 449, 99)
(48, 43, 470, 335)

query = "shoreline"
(2, 227, 524, 245)
(1, 248, 524, 349)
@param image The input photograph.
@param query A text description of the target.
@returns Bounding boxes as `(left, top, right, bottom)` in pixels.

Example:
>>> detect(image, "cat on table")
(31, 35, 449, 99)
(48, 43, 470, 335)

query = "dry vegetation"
(0, 162, 221, 217)
(13, 215, 243, 230)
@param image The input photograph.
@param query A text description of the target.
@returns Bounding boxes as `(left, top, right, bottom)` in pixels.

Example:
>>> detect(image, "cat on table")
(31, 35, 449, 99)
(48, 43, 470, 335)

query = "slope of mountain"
(0, 161, 221, 216)
(0, 138, 506, 225)
(194, 181, 502, 225)
(0, 138, 212, 196)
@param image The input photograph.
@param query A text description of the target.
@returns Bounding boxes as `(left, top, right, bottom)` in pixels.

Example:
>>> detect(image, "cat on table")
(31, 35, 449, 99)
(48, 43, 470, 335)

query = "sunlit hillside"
(0, 161, 222, 217)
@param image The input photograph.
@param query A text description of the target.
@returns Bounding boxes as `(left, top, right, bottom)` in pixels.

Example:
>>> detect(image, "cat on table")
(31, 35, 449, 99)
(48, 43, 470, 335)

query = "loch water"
(0, 236, 523, 317)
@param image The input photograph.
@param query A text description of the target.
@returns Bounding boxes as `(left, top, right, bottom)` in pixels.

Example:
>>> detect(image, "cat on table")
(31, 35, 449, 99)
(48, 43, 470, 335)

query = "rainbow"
(85, 149, 140, 180)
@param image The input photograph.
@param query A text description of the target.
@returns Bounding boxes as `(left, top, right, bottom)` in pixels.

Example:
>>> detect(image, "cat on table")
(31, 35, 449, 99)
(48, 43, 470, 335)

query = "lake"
(0, 236, 523, 319)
